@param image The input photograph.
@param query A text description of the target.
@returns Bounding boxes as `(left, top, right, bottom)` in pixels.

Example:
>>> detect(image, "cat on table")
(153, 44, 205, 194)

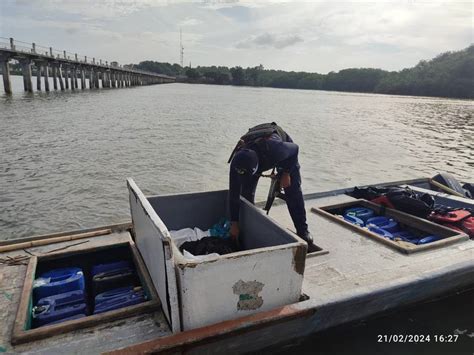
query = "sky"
(0, 0, 472, 73)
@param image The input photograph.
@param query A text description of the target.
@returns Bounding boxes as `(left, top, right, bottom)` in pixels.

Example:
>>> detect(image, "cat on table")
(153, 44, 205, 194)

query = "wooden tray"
(12, 241, 161, 345)
(311, 199, 469, 254)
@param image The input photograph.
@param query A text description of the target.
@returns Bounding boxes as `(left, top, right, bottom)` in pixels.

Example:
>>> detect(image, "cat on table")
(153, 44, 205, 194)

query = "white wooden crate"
(128, 179, 306, 331)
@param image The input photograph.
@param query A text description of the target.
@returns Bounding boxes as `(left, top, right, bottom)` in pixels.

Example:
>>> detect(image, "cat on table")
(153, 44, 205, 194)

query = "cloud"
(236, 32, 303, 49)
(216, 5, 254, 22)
(179, 17, 202, 27)
(1, 1, 472, 73)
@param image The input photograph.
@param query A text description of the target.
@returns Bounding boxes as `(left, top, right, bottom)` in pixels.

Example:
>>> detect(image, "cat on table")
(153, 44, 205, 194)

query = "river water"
(0, 77, 473, 240)
(1, 77, 473, 352)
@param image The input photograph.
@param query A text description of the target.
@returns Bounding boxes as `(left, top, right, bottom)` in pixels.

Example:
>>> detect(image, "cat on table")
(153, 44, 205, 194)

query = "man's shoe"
(299, 231, 320, 253)
(300, 231, 313, 244)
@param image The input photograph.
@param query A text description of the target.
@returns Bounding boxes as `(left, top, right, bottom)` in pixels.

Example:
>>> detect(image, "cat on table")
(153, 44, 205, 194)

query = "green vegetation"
(131, 45, 471, 99)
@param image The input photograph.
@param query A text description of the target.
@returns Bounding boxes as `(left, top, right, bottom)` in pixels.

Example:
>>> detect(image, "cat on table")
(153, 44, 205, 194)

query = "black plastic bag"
(180, 237, 238, 256)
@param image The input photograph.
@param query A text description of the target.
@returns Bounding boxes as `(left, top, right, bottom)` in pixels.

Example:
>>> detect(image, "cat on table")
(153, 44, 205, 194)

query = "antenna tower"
(180, 28, 184, 68)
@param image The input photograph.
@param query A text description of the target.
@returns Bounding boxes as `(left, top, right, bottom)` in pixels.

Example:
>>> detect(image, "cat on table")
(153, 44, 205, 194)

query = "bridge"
(0, 37, 175, 94)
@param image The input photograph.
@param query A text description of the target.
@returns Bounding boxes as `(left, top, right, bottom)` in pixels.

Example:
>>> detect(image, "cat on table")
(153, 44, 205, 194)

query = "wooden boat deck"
(265, 194, 473, 334)
(1, 185, 473, 354)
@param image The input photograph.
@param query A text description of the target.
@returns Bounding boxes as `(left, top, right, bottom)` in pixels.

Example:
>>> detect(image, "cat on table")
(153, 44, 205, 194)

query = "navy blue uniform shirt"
(229, 133, 299, 221)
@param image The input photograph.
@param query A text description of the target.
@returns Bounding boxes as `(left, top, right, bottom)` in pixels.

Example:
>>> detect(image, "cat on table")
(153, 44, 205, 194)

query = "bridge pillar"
(74, 67, 78, 89)
(80, 68, 85, 89)
(89, 68, 94, 89)
(19, 59, 33, 92)
(70, 66, 75, 90)
(36, 63, 42, 91)
(1, 57, 12, 94)
(58, 65, 65, 90)
(104, 71, 109, 88)
(64, 66, 69, 89)
(111, 71, 116, 88)
(52, 65, 58, 90)
(95, 70, 100, 88)
(44, 64, 50, 92)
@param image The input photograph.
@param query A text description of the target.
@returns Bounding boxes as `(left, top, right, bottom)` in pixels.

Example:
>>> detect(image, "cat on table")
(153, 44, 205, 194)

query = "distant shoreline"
(5, 73, 471, 101)
(136, 45, 474, 100)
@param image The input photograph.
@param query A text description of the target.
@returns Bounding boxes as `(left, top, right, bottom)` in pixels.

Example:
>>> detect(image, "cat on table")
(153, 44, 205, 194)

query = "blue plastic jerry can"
(366, 216, 399, 233)
(368, 226, 393, 239)
(32, 290, 87, 327)
(94, 287, 145, 314)
(417, 235, 442, 245)
(343, 214, 365, 227)
(392, 231, 420, 244)
(33, 267, 85, 302)
(91, 261, 135, 297)
(344, 207, 375, 223)
(91, 261, 131, 277)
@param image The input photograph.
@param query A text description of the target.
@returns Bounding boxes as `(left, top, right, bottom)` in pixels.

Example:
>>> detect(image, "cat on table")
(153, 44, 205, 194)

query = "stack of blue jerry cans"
(342, 207, 441, 244)
(92, 261, 145, 314)
(32, 267, 87, 327)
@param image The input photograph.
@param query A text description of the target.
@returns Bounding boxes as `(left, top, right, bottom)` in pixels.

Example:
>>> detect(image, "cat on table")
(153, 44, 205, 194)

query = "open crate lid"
(127, 178, 181, 332)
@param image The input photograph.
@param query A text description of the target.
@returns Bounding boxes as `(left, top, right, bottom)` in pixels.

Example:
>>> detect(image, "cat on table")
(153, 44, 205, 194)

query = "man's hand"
(230, 221, 240, 241)
(280, 172, 291, 189)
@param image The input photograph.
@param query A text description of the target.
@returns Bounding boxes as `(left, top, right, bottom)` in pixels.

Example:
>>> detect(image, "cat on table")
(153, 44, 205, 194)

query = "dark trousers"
(241, 167, 308, 237)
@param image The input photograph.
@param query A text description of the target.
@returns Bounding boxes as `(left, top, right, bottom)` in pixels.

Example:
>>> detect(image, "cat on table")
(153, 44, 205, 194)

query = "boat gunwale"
(104, 303, 317, 355)
(0, 222, 132, 247)
(256, 177, 431, 208)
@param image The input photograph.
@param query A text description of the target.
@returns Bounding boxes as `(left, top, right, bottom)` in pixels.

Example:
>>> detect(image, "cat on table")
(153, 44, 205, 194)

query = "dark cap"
(231, 149, 259, 176)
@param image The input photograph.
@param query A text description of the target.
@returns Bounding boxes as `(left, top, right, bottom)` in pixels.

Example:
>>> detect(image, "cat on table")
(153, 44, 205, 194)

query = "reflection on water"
(0, 77, 473, 240)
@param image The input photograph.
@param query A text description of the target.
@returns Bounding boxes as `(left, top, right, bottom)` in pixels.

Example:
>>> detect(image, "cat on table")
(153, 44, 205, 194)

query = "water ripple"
(0, 79, 473, 240)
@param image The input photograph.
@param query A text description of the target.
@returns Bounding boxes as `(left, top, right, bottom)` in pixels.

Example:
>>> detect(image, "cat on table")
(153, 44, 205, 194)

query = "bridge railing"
(0, 37, 174, 78)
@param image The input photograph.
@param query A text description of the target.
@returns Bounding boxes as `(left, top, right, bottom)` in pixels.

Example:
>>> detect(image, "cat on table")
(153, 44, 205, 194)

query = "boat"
(0, 176, 472, 354)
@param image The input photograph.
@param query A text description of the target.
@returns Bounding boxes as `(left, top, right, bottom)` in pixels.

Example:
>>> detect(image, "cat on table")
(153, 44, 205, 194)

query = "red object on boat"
(429, 210, 474, 238)
(370, 195, 395, 209)
(461, 217, 474, 238)
(428, 209, 471, 223)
